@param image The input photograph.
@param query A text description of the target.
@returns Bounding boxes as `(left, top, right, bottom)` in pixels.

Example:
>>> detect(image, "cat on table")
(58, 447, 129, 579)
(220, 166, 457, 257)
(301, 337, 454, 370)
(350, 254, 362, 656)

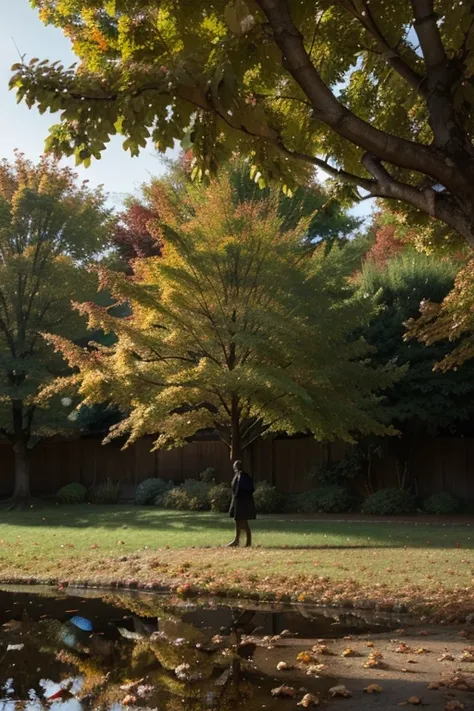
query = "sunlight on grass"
(0, 506, 473, 617)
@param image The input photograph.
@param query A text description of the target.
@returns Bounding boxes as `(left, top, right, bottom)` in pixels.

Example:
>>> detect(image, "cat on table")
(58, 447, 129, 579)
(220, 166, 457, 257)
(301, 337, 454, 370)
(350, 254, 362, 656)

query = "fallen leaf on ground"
(271, 686, 296, 698)
(307, 663, 328, 675)
(364, 684, 383, 694)
(297, 651, 314, 665)
(366, 641, 374, 647)
(459, 649, 474, 663)
(445, 702, 465, 711)
(416, 647, 430, 654)
(312, 643, 331, 655)
(298, 693, 320, 707)
(408, 697, 422, 705)
(395, 642, 412, 654)
(364, 651, 386, 669)
(427, 682, 440, 689)
(277, 661, 292, 671)
(439, 673, 474, 691)
(329, 685, 352, 698)
(342, 648, 356, 657)
(438, 653, 455, 662)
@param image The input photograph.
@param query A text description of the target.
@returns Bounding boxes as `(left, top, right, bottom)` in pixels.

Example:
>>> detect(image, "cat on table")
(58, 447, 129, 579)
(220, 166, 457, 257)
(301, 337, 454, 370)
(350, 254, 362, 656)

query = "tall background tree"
(355, 244, 474, 490)
(11, 0, 474, 246)
(47, 172, 395, 462)
(110, 157, 360, 275)
(0, 153, 111, 500)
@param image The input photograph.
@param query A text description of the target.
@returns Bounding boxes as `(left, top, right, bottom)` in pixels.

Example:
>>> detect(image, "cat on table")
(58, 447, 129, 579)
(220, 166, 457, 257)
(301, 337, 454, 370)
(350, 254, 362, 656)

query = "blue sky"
(0, 0, 371, 220)
(0, 0, 169, 208)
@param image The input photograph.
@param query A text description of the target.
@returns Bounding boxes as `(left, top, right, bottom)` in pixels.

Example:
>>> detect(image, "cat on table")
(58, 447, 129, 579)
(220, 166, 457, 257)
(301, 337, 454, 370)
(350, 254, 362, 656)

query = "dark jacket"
(229, 471, 256, 521)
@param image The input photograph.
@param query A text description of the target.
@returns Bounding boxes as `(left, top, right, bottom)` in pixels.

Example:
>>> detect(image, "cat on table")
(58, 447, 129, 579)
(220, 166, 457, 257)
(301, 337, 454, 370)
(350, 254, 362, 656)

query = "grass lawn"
(1, 505, 474, 621)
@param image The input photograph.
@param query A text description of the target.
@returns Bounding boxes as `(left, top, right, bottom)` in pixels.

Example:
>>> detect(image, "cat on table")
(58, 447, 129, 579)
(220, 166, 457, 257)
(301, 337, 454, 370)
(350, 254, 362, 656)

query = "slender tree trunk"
(230, 396, 242, 462)
(11, 400, 31, 500)
(13, 437, 30, 499)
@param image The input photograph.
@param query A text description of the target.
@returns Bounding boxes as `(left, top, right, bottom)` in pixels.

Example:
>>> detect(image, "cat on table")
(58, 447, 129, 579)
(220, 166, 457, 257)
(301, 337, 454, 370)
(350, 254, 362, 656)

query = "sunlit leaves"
(52, 169, 395, 453)
(0, 153, 111, 441)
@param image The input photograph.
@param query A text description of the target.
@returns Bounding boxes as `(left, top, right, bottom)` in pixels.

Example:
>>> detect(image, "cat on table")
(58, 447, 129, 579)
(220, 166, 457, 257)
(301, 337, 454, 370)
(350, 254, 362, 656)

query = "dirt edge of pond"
(1, 569, 474, 627)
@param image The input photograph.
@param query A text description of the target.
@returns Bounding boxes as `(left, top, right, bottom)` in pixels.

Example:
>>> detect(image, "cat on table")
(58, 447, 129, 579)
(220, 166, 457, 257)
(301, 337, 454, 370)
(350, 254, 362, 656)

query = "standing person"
(228, 460, 256, 547)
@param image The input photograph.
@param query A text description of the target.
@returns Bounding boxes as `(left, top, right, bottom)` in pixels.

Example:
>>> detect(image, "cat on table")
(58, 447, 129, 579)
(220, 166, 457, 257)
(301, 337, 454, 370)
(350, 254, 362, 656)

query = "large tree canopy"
(11, 1, 474, 246)
(0, 153, 111, 499)
(47, 173, 395, 461)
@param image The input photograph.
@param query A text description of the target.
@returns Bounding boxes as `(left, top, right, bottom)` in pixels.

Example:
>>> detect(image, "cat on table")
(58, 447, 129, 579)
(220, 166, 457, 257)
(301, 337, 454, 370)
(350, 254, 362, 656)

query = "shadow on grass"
(0, 505, 471, 549)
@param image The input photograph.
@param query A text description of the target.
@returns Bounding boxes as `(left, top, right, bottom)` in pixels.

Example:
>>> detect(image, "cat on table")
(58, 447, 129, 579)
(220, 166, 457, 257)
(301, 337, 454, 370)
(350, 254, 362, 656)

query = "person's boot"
(227, 525, 240, 547)
(245, 529, 252, 548)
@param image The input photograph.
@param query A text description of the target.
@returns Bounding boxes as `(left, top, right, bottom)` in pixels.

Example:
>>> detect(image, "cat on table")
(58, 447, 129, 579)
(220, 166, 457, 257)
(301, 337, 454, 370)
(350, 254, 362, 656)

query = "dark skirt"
(229, 493, 256, 521)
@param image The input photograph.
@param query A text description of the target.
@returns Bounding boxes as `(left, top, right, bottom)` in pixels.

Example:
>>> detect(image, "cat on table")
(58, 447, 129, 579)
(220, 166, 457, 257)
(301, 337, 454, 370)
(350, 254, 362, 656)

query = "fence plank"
(1, 435, 474, 500)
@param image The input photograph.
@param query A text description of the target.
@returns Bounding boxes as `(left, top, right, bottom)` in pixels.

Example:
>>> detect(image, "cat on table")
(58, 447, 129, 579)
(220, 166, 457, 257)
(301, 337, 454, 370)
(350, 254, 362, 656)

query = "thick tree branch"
(410, 0, 472, 157)
(254, 0, 467, 197)
(362, 153, 474, 247)
(341, 0, 426, 95)
(410, 0, 447, 70)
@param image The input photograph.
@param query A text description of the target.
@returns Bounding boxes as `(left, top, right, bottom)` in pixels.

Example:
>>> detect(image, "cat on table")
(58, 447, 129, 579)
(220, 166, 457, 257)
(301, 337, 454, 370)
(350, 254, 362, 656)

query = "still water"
(0, 586, 398, 710)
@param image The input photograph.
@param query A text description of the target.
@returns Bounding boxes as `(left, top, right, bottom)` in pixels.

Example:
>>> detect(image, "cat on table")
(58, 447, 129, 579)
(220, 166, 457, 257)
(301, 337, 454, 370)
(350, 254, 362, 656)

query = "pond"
(0, 586, 403, 710)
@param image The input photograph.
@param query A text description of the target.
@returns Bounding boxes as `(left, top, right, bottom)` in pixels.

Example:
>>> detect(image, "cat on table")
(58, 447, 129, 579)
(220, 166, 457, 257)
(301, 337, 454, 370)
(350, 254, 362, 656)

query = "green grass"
(1, 506, 473, 620)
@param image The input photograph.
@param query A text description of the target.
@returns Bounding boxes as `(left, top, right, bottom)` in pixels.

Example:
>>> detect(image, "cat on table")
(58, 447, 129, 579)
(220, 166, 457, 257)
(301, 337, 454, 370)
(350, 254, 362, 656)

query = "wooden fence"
(1, 434, 474, 500)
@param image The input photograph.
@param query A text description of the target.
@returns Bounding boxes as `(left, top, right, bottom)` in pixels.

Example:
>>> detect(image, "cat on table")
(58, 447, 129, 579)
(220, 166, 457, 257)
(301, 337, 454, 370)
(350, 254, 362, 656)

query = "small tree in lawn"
(48, 173, 395, 462)
(0, 153, 111, 500)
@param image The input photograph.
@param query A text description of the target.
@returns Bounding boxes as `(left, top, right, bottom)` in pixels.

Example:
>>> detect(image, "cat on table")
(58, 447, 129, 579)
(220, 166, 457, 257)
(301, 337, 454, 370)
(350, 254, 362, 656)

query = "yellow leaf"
(342, 648, 356, 657)
(298, 693, 320, 707)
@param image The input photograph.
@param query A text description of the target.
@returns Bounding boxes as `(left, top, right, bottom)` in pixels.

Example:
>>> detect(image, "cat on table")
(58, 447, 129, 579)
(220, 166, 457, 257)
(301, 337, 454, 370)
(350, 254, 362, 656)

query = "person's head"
(233, 460, 243, 474)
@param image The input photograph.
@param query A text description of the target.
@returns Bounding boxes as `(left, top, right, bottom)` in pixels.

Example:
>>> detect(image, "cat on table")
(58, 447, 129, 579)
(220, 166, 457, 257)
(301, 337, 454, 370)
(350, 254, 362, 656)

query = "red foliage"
(365, 225, 406, 267)
(112, 202, 163, 264)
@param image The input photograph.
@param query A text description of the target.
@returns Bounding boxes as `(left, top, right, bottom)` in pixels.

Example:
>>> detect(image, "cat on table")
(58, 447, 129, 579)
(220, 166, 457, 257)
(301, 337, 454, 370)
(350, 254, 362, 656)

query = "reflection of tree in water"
(0, 594, 257, 711)
(0, 618, 75, 701)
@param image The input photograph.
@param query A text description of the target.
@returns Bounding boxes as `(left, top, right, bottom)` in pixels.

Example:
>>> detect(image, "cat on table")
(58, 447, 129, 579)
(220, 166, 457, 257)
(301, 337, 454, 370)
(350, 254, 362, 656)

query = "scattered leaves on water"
(122, 695, 137, 706)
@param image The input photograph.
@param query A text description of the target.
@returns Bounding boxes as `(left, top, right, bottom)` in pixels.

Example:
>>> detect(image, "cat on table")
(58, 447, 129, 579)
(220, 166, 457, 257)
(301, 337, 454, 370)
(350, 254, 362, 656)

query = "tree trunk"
(11, 400, 31, 501)
(230, 396, 242, 462)
(13, 438, 30, 500)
